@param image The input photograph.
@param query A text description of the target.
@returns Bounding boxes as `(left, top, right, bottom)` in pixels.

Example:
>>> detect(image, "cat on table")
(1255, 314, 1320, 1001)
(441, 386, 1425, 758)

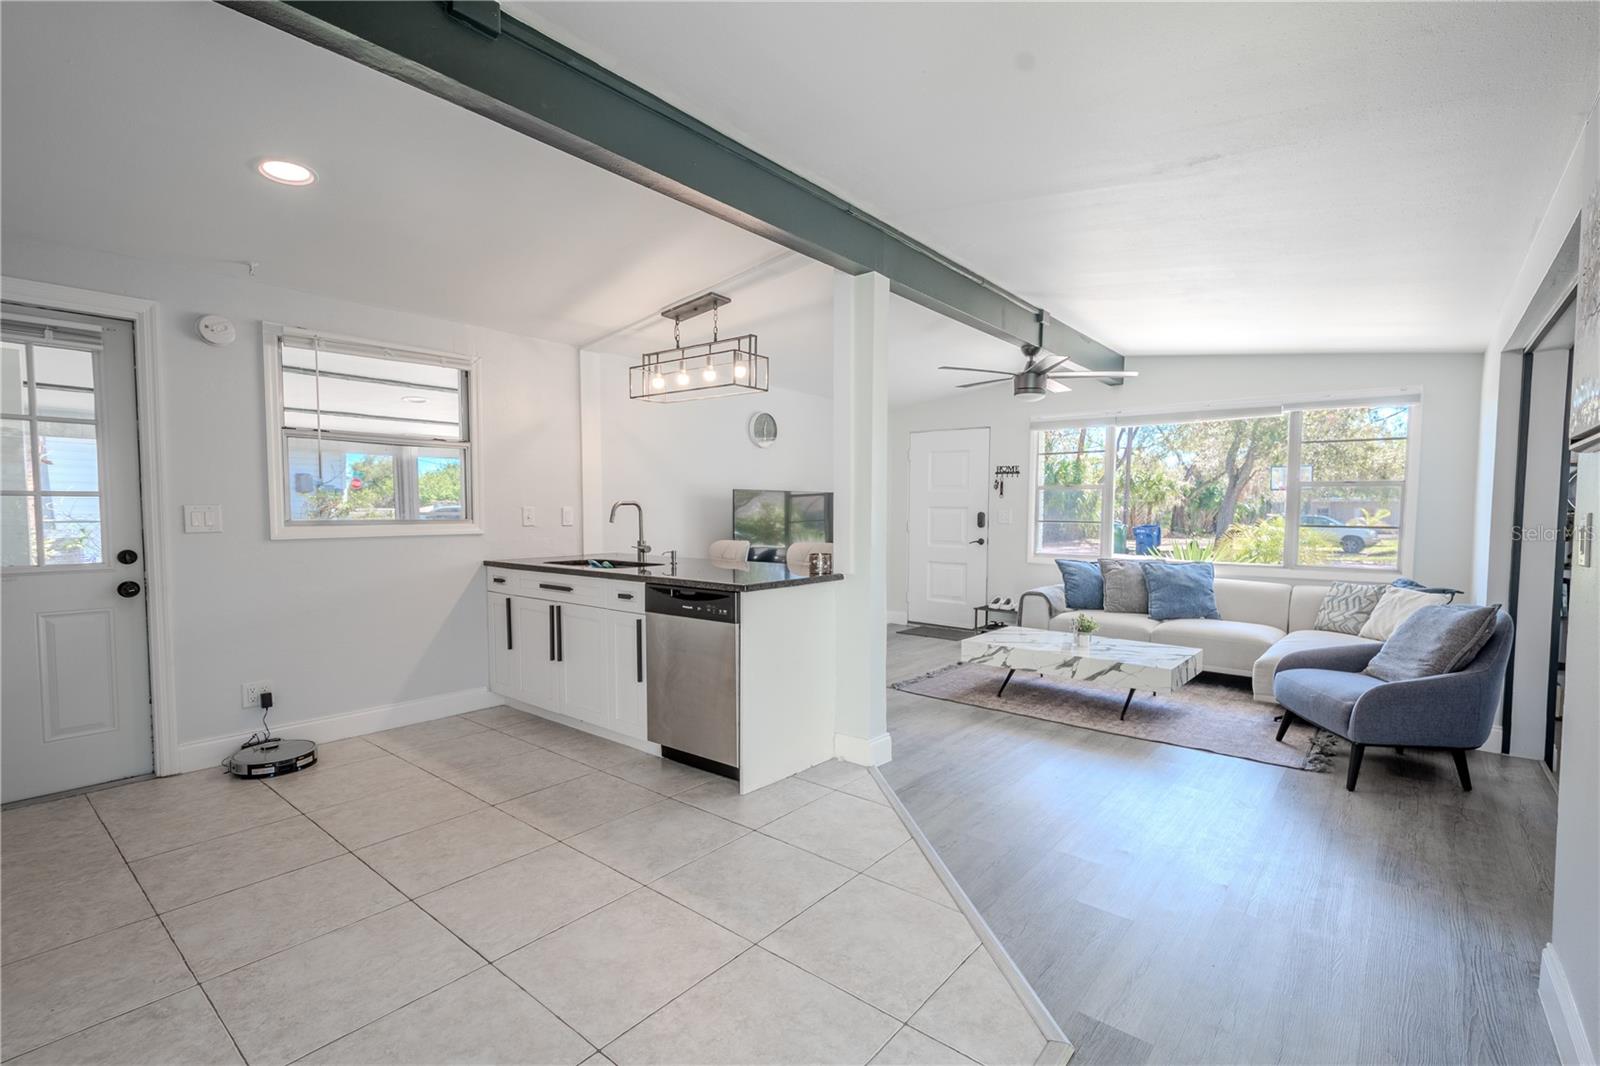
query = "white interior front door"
(2, 305, 151, 803)
(907, 427, 990, 627)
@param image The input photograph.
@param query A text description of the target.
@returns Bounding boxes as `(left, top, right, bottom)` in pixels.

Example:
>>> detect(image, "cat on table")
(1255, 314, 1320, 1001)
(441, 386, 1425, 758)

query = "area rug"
(892, 663, 1339, 771)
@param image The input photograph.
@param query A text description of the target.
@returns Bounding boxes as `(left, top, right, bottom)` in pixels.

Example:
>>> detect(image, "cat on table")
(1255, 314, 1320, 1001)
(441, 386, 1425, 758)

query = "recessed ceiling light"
(400, 395, 428, 404)
(257, 159, 316, 186)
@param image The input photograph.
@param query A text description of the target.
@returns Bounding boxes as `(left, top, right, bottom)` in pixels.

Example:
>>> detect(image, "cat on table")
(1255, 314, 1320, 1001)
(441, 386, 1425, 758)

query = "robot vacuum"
(224, 737, 317, 778)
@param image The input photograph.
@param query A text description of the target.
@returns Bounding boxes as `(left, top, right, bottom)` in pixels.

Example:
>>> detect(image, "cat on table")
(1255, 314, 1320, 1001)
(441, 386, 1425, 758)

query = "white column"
(577, 348, 607, 554)
(831, 271, 892, 765)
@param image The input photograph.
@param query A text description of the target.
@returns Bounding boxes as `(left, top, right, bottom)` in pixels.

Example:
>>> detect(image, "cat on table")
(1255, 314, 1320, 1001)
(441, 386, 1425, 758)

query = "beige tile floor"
(1, 708, 1057, 1066)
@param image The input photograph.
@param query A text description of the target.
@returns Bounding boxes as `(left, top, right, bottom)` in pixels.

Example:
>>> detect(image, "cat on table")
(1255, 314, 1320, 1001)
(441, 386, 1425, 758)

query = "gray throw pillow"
(1313, 581, 1386, 635)
(1364, 604, 1500, 683)
(1098, 558, 1148, 614)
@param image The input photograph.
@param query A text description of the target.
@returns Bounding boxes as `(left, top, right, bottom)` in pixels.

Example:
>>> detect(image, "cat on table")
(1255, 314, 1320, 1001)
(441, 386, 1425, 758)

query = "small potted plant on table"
(1073, 613, 1099, 648)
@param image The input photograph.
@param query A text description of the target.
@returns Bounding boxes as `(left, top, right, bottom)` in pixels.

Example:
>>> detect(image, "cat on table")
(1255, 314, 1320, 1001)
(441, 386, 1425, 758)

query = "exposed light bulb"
(674, 367, 691, 386)
(733, 361, 748, 380)
(650, 374, 665, 391)
(702, 365, 718, 383)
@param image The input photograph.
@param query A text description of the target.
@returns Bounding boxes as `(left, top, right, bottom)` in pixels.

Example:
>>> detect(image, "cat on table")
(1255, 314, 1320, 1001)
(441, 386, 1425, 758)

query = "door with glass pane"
(1, 305, 151, 802)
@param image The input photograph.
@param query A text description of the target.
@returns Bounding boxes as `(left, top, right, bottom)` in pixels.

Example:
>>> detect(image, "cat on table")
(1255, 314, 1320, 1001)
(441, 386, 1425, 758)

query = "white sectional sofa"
(1018, 577, 1381, 703)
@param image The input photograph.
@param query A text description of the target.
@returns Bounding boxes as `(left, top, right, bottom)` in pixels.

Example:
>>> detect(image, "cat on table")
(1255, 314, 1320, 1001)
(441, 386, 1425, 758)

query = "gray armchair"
(1271, 611, 1513, 791)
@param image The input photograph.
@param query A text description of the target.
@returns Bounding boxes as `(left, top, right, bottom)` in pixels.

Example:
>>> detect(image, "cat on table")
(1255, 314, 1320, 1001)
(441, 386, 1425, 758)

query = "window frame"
(1030, 426, 1112, 560)
(262, 323, 483, 540)
(1026, 399, 1419, 578)
(1, 322, 114, 573)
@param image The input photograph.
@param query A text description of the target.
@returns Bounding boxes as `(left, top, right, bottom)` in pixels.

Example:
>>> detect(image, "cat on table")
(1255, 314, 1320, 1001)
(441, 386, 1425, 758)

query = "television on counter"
(732, 489, 833, 562)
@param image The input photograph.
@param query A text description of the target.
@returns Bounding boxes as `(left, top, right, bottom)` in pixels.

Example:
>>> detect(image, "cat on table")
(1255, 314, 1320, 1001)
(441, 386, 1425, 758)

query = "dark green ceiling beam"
(222, 0, 1125, 375)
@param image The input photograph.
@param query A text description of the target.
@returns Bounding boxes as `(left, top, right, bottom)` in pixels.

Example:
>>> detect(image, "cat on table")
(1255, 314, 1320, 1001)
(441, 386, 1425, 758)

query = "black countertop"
(483, 555, 843, 593)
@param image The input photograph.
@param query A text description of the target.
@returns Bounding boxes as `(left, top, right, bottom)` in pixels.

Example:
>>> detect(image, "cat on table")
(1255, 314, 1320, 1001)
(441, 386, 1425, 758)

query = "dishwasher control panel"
(644, 584, 740, 624)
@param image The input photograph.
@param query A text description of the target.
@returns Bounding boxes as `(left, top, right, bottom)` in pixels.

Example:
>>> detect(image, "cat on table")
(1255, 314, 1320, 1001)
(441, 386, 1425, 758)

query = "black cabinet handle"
(556, 605, 564, 662)
(492, 576, 506, 584)
(635, 619, 643, 683)
(548, 604, 556, 662)
(505, 597, 513, 651)
(617, 592, 634, 601)
(539, 583, 574, 593)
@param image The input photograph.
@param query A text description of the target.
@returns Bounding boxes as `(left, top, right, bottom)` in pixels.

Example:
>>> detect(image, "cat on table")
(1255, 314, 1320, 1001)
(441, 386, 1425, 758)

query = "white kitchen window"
(263, 324, 481, 539)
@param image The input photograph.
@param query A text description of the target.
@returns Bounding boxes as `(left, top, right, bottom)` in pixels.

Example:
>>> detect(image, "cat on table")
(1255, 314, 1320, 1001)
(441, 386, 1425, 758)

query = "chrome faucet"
(608, 500, 650, 558)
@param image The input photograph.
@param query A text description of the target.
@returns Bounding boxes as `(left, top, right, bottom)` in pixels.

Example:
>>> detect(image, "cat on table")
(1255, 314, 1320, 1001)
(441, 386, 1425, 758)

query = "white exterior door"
(907, 428, 990, 627)
(2, 307, 151, 802)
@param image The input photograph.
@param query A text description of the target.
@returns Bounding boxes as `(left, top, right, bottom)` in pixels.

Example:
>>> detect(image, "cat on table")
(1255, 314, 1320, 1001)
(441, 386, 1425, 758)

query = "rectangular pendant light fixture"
(629, 292, 770, 402)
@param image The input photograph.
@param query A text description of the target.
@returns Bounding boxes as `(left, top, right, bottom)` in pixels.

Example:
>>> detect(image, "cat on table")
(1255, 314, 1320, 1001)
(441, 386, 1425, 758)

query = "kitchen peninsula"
(483, 555, 842, 793)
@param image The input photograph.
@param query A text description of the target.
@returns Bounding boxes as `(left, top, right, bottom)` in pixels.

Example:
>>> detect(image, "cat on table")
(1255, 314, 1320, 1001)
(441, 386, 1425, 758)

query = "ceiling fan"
(939, 344, 1138, 402)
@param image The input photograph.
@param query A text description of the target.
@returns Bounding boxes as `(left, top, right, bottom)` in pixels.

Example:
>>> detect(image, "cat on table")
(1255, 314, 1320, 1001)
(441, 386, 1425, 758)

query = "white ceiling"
(518, 1, 1600, 356)
(0, 1, 786, 348)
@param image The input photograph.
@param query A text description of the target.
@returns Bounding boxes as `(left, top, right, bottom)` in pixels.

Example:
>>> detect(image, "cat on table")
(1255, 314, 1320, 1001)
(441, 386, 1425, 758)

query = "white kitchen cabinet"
(555, 603, 613, 729)
(513, 597, 559, 713)
(486, 573, 645, 743)
(609, 609, 647, 739)
(487, 593, 519, 698)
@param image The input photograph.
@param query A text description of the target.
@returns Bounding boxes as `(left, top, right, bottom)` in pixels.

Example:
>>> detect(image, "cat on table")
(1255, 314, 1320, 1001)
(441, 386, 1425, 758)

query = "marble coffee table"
(958, 626, 1204, 720)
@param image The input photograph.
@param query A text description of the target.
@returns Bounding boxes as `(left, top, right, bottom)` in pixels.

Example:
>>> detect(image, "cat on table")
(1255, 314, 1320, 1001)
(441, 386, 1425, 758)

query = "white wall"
(1474, 107, 1598, 605)
(1543, 175, 1599, 1064)
(888, 351, 1484, 616)
(2, 238, 583, 757)
(584, 350, 833, 558)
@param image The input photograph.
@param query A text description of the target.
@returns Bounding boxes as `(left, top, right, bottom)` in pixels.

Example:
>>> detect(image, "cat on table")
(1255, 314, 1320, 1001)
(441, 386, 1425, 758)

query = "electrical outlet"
(995, 508, 1013, 525)
(521, 506, 537, 527)
(241, 681, 273, 709)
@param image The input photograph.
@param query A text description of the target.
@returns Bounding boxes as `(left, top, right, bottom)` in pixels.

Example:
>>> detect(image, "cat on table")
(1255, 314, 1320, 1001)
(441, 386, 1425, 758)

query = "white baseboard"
(1541, 944, 1596, 1065)
(175, 687, 499, 773)
(498, 696, 659, 757)
(886, 610, 908, 625)
(835, 731, 892, 766)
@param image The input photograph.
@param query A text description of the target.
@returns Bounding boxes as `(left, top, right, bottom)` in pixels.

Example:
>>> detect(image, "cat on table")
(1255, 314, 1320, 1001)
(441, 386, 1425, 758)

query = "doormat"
(892, 663, 1340, 771)
(900, 625, 985, 641)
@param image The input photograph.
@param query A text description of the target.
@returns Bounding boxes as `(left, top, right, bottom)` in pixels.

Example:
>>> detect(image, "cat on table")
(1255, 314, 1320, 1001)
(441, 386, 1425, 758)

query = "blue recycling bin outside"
(1132, 524, 1162, 555)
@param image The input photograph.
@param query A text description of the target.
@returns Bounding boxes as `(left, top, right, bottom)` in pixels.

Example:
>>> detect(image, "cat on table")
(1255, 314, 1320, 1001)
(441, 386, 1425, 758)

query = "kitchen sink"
(546, 558, 664, 569)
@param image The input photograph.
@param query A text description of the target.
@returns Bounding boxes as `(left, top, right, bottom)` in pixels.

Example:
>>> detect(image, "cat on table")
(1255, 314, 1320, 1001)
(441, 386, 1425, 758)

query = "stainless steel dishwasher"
(645, 584, 739, 777)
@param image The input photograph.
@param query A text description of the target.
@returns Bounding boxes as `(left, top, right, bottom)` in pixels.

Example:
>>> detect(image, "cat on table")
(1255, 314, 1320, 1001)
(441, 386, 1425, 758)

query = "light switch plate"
(183, 505, 222, 533)
(521, 506, 537, 527)
(561, 506, 575, 527)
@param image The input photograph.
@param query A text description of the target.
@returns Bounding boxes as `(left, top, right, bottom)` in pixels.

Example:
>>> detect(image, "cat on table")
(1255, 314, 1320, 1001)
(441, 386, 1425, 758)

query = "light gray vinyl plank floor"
(880, 626, 1559, 1066)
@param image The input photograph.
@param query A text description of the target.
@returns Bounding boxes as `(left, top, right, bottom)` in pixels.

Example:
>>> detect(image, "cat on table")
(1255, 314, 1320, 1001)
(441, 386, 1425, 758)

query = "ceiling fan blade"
(956, 378, 1011, 389)
(1046, 370, 1140, 379)
(939, 365, 1012, 376)
(1033, 357, 1069, 375)
(1045, 379, 1071, 393)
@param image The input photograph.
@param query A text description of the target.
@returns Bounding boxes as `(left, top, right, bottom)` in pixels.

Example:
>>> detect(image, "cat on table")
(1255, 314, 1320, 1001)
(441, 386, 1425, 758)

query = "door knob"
(116, 549, 138, 565)
(969, 538, 986, 546)
(116, 580, 142, 598)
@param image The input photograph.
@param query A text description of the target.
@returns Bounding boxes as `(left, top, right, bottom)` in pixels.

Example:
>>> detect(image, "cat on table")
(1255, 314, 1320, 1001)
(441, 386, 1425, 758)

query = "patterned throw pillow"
(1313, 581, 1386, 635)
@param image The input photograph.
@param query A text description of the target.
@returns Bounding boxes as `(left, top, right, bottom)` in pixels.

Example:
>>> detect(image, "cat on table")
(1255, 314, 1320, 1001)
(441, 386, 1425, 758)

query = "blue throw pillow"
(1054, 559, 1103, 610)
(1144, 561, 1220, 621)
(1391, 577, 1460, 603)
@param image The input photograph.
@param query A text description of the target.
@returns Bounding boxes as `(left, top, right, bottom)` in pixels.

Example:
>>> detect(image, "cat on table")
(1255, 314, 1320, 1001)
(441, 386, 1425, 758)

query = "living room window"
(1029, 400, 1414, 571)
(1034, 426, 1108, 557)
(263, 325, 480, 539)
